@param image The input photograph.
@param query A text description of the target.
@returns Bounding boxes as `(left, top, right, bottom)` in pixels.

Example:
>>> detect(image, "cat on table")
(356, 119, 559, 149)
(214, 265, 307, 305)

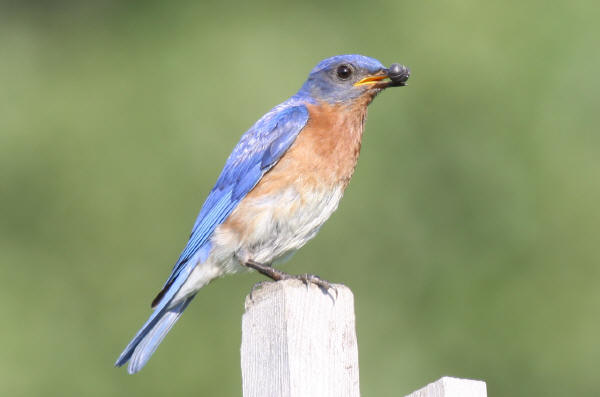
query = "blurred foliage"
(1, 0, 599, 396)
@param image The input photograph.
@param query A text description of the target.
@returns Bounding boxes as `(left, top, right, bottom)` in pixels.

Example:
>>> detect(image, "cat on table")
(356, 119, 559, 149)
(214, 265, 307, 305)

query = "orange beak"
(353, 73, 389, 87)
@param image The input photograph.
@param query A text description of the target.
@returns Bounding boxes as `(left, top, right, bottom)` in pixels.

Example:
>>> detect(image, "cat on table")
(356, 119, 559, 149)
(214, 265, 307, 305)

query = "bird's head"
(297, 54, 410, 104)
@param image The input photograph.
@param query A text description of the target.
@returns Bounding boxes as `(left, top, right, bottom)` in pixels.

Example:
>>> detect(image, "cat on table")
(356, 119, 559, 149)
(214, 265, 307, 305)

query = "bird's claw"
(292, 273, 338, 299)
(244, 260, 337, 299)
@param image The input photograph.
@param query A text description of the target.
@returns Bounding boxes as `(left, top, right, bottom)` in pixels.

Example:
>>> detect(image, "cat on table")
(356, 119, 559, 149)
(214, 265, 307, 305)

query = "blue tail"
(115, 260, 198, 374)
(115, 296, 194, 374)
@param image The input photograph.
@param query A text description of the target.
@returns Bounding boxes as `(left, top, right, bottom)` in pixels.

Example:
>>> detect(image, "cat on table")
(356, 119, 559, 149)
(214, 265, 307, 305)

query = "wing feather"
(163, 104, 309, 287)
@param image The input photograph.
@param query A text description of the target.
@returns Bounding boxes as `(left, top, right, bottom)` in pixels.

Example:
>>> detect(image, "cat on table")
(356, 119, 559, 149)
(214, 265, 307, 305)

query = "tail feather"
(126, 296, 194, 374)
(115, 260, 198, 372)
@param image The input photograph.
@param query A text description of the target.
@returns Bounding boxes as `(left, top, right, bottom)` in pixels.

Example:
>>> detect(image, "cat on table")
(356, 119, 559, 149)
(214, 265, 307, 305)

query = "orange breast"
(251, 100, 367, 196)
(216, 100, 368, 251)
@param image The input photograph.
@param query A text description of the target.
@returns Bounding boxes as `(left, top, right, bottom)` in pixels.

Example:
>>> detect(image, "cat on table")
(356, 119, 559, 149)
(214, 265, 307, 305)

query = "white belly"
(211, 184, 345, 272)
(171, 184, 344, 304)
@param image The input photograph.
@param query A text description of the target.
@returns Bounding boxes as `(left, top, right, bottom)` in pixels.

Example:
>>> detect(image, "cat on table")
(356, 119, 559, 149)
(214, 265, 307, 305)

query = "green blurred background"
(1, 0, 599, 396)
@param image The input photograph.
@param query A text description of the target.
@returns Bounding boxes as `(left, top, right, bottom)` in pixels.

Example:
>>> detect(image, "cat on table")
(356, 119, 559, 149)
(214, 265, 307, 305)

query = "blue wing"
(161, 103, 309, 292)
(116, 102, 309, 373)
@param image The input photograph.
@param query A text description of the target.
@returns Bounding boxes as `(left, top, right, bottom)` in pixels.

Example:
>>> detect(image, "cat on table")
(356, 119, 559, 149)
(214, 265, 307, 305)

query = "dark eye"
(336, 64, 353, 80)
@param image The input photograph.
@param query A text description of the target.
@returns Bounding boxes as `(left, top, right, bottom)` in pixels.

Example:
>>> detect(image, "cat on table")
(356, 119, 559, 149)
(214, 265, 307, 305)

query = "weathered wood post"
(240, 279, 487, 397)
(241, 279, 359, 397)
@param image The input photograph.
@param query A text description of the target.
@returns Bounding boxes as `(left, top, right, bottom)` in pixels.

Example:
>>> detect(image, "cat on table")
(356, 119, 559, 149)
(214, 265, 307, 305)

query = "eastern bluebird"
(115, 54, 410, 373)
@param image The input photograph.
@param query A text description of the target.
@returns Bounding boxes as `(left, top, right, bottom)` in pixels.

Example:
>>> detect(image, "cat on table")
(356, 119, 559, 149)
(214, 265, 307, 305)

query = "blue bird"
(115, 54, 410, 373)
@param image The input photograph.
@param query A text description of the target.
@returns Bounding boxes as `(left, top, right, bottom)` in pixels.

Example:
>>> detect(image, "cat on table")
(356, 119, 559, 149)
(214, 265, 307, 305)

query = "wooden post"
(241, 279, 359, 397)
(405, 376, 487, 397)
(240, 280, 487, 397)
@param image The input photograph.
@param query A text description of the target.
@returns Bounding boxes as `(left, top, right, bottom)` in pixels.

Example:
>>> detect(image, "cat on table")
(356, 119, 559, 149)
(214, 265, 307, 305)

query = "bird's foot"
(245, 260, 337, 298)
(294, 273, 337, 297)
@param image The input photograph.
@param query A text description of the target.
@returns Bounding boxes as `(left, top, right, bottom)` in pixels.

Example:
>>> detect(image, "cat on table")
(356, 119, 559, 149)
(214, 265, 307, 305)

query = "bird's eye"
(336, 64, 353, 80)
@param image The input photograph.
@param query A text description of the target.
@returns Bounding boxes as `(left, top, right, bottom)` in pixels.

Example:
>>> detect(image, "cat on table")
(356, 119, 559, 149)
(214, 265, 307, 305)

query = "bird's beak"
(354, 73, 390, 87)
(354, 64, 410, 88)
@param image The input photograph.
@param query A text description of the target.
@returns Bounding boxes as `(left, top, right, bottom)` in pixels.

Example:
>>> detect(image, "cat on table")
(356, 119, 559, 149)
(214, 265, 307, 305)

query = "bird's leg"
(244, 259, 289, 281)
(244, 259, 337, 296)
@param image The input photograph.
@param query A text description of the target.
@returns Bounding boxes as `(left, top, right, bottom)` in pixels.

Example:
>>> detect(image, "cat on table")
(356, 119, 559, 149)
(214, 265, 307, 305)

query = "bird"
(115, 54, 410, 374)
